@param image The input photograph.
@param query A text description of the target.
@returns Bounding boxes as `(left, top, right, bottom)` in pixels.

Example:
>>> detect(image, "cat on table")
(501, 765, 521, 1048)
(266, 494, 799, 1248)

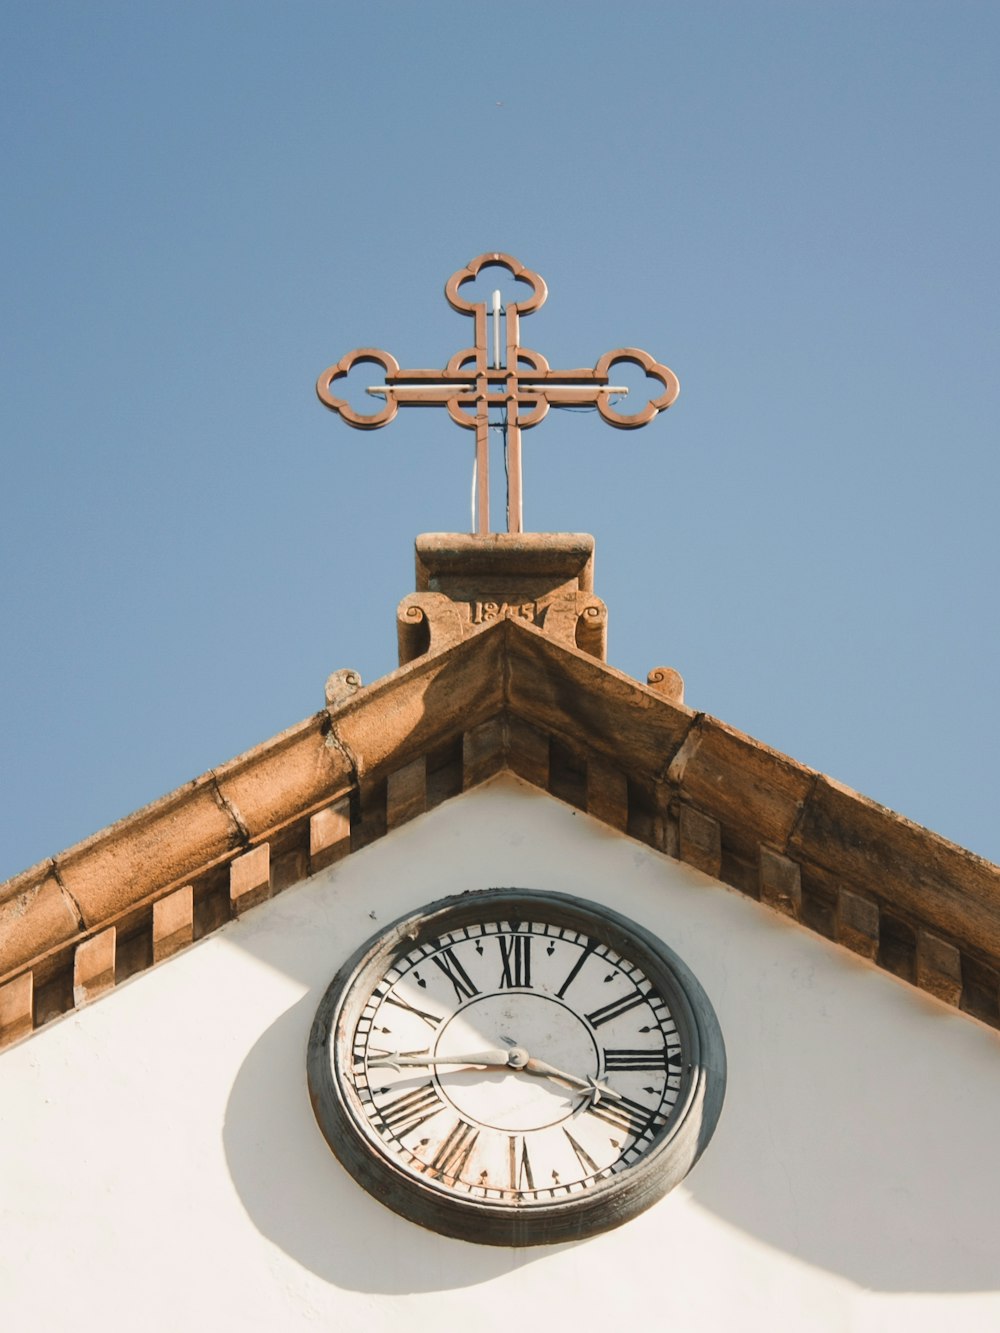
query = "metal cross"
(316, 252, 679, 535)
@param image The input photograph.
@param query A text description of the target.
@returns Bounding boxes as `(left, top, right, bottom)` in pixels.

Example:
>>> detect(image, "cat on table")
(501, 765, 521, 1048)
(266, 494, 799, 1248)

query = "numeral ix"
(377, 1083, 444, 1136)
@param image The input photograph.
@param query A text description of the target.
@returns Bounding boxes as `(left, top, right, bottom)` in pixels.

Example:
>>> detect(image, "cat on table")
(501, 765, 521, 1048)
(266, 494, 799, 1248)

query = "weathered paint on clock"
(308, 889, 726, 1245)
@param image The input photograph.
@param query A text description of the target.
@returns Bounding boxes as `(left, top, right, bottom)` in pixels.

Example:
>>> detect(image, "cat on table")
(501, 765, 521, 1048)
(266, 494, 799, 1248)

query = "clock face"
(308, 890, 725, 1246)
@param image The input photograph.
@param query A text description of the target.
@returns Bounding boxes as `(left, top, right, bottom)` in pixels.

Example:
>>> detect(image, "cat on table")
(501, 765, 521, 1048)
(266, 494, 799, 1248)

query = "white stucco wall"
(2, 775, 998, 1331)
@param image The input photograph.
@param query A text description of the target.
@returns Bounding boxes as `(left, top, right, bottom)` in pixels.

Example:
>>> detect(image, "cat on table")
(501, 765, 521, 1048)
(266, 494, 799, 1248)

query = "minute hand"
(368, 1049, 511, 1070)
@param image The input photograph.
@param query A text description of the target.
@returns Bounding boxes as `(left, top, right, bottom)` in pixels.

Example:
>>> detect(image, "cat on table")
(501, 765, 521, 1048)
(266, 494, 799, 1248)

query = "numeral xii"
(498, 933, 532, 988)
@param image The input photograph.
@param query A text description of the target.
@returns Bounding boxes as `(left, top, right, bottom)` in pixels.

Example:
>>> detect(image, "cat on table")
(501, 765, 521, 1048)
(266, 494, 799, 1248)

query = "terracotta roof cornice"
(2, 563, 998, 1048)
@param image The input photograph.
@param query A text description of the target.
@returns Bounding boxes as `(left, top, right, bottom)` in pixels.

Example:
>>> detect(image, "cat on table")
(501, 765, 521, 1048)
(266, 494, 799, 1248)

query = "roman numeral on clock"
(497, 934, 532, 989)
(562, 1129, 599, 1176)
(431, 947, 480, 1002)
(429, 1120, 479, 1179)
(588, 1094, 655, 1138)
(383, 991, 443, 1029)
(555, 937, 597, 999)
(377, 1082, 444, 1135)
(585, 989, 648, 1028)
(603, 1047, 675, 1071)
(508, 1135, 535, 1191)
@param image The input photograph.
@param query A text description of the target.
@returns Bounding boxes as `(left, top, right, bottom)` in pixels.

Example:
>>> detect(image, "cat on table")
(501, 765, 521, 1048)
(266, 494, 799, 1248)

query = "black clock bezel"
(307, 888, 726, 1247)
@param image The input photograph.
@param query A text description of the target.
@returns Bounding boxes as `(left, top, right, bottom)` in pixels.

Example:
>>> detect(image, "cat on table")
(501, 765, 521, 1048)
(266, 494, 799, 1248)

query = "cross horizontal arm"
(378, 367, 618, 384)
(366, 383, 631, 397)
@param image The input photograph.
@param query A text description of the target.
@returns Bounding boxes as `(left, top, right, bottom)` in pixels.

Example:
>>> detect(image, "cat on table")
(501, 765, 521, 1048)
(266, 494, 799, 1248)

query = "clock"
(307, 889, 725, 1246)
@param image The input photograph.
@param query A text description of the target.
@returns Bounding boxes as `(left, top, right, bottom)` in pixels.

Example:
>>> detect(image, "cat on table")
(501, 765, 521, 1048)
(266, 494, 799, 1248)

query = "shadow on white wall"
(222, 781, 1000, 1295)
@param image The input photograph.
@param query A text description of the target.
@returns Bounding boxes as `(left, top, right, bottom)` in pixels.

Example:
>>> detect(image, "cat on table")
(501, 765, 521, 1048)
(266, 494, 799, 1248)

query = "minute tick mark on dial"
(431, 946, 480, 1002)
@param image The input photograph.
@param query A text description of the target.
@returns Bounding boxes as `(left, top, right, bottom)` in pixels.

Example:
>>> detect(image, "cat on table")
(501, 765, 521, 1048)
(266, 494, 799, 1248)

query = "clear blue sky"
(2, 1, 998, 878)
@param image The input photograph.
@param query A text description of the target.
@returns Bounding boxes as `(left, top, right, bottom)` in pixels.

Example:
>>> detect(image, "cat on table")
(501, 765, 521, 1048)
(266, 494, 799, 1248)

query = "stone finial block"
(230, 844, 271, 916)
(678, 804, 722, 879)
(759, 847, 802, 918)
(415, 532, 595, 596)
(647, 667, 685, 704)
(153, 885, 194, 963)
(397, 593, 464, 666)
(463, 718, 506, 790)
(387, 757, 427, 830)
(543, 594, 608, 661)
(586, 758, 628, 832)
(574, 599, 608, 661)
(836, 889, 879, 959)
(310, 799, 352, 873)
(0, 972, 33, 1049)
(916, 930, 963, 1007)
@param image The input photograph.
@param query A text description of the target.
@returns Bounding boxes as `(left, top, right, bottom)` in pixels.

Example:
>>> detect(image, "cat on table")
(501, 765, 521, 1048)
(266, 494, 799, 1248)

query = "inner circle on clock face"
(431, 992, 599, 1132)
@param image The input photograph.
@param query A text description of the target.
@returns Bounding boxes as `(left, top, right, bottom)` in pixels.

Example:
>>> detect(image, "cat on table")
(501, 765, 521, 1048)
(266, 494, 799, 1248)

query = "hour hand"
(367, 1048, 511, 1070)
(520, 1056, 622, 1106)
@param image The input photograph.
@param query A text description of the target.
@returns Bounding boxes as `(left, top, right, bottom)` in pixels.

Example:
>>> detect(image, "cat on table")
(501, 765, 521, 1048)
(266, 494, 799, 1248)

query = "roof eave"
(2, 617, 998, 1048)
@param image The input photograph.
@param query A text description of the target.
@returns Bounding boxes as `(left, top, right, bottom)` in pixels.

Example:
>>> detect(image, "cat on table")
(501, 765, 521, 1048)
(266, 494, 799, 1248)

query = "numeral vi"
(508, 1135, 535, 1191)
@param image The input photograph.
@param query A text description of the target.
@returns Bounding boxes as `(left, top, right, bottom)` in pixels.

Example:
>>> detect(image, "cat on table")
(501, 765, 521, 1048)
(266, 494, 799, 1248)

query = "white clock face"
(308, 890, 725, 1245)
(356, 922, 681, 1200)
